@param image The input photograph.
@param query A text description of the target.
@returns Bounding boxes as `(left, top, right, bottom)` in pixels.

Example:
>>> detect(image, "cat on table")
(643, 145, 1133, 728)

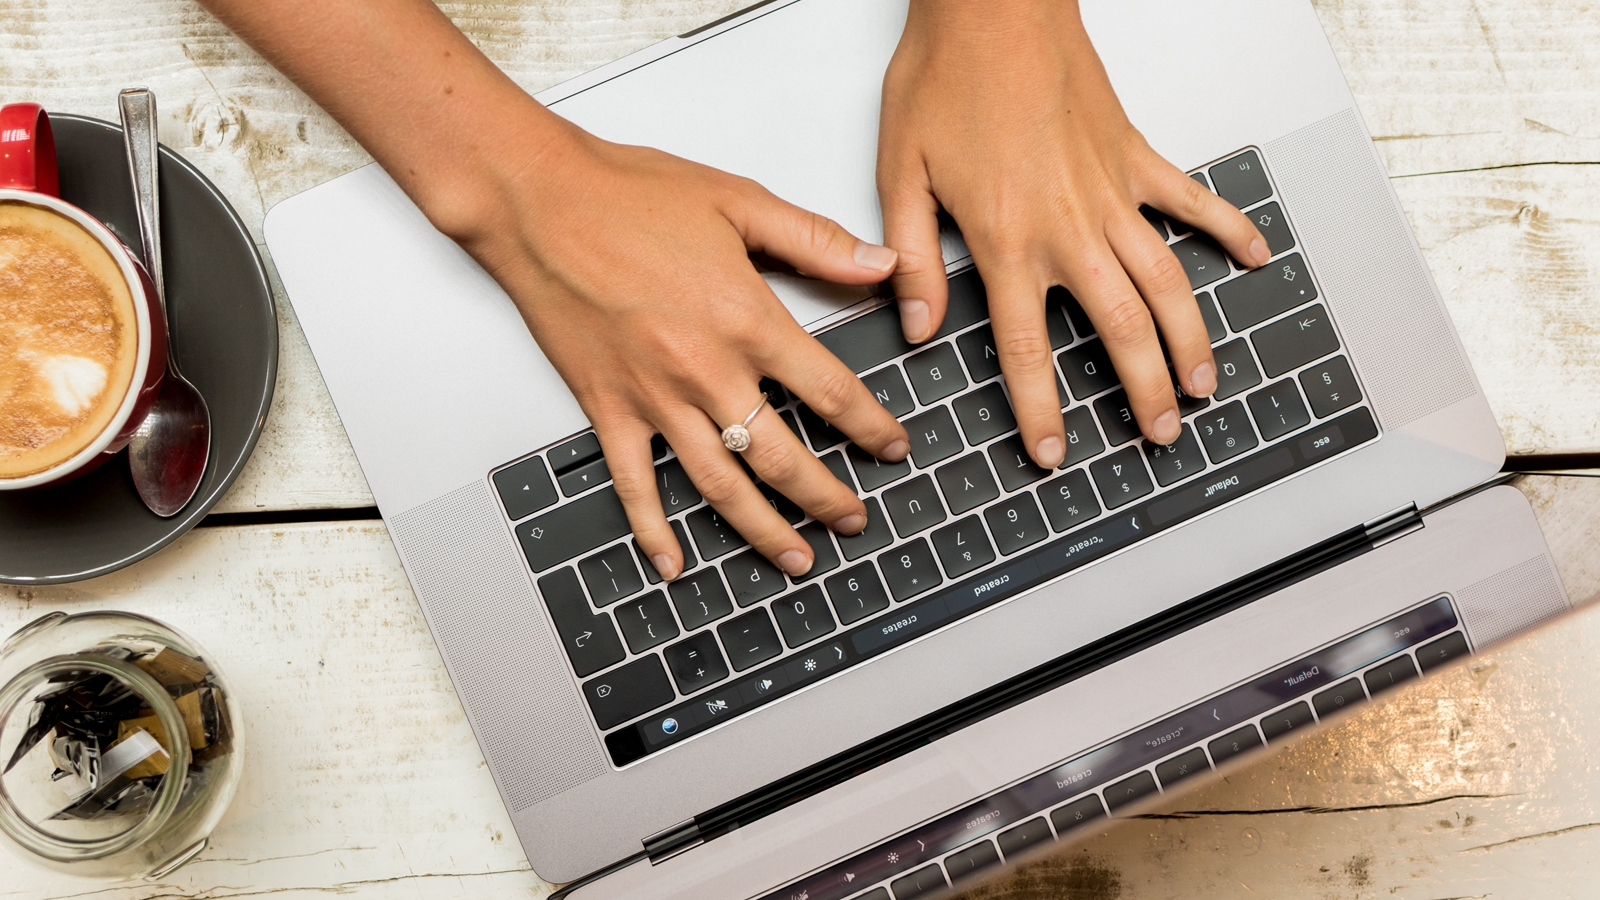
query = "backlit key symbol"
(1299, 317, 1317, 330)
(1258, 213, 1273, 227)
(705, 699, 728, 715)
(530, 527, 545, 539)
(1282, 265, 1297, 281)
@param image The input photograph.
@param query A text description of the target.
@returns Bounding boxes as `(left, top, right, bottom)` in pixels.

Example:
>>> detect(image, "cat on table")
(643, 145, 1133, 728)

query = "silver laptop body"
(264, 0, 1536, 888)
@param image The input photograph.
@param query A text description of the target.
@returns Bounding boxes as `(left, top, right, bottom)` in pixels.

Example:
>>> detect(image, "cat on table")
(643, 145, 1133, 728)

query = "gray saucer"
(0, 114, 278, 585)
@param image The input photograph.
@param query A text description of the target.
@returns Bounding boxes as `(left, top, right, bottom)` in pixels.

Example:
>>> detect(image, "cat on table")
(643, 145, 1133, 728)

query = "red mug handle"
(0, 103, 60, 196)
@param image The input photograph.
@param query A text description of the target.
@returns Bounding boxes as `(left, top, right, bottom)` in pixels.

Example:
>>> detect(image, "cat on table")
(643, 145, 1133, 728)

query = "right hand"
(445, 120, 911, 581)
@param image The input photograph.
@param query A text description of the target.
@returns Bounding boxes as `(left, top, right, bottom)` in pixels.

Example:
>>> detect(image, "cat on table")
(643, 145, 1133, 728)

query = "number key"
(1089, 447, 1154, 510)
(879, 539, 943, 601)
(824, 562, 891, 625)
(931, 516, 997, 578)
(772, 584, 837, 648)
(984, 493, 1050, 555)
(1194, 401, 1259, 464)
(1143, 424, 1207, 487)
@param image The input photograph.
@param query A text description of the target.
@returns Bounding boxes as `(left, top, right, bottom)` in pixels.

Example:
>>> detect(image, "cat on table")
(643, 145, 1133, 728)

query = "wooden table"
(1, 1, 1596, 897)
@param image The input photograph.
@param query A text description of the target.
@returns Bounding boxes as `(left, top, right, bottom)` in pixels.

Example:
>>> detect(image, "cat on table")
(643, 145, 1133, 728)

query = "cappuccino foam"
(0, 200, 139, 479)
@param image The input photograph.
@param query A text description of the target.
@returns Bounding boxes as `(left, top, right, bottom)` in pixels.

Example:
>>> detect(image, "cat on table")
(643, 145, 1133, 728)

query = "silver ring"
(721, 392, 768, 453)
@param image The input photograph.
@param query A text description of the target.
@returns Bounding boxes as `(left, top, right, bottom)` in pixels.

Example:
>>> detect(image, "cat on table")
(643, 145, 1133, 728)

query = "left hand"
(878, 0, 1270, 463)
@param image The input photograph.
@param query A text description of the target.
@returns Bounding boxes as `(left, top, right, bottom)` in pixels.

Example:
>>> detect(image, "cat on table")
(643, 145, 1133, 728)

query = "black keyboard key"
(635, 520, 697, 584)
(945, 839, 1001, 883)
(880, 539, 942, 601)
(988, 435, 1052, 492)
(1173, 374, 1210, 417)
(579, 543, 644, 607)
(517, 486, 630, 573)
(723, 550, 786, 607)
(538, 568, 626, 677)
(668, 569, 733, 630)
(1209, 150, 1273, 209)
(936, 453, 1000, 515)
(798, 403, 846, 451)
(1155, 747, 1211, 789)
(1195, 291, 1226, 344)
(957, 324, 1003, 383)
(905, 406, 963, 468)
(1248, 201, 1295, 256)
(934, 268, 991, 339)
(651, 433, 669, 461)
(820, 450, 856, 493)
(1417, 632, 1470, 674)
(758, 377, 788, 408)
(1093, 389, 1140, 446)
(891, 864, 947, 899)
(1298, 355, 1361, 418)
(1144, 424, 1207, 486)
(905, 342, 968, 405)
(815, 304, 912, 374)
(883, 475, 947, 537)
(1140, 203, 1167, 237)
(1212, 338, 1262, 400)
(1038, 470, 1101, 532)
(1046, 304, 1075, 349)
(687, 506, 746, 561)
(559, 456, 611, 496)
(862, 364, 916, 418)
(838, 497, 894, 560)
(794, 521, 841, 581)
(1247, 380, 1311, 441)
(663, 629, 728, 694)
(1253, 304, 1340, 378)
(1052, 286, 1095, 338)
(997, 816, 1054, 859)
(953, 383, 1017, 446)
(550, 432, 602, 473)
(1171, 235, 1231, 289)
(1104, 771, 1159, 814)
(758, 482, 804, 525)
(718, 609, 783, 671)
(1260, 700, 1314, 743)
(493, 455, 558, 520)
(779, 408, 802, 440)
(1312, 678, 1367, 719)
(1215, 252, 1318, 331)
(1194, 401, 1259, 464)
(655, 458, 701, 515)
(848, 442, 912, 491)
(1060, 339, 1118, 400)
(616, 590, 679, 653)
(1207, 724, 1262, 765)
(932, 516, 996, 578)
(1364, 655, 1419, 697)
(584, 655, 675, 730)
(825, 562, 892, 625)
(1060, 406, 1105, 467)
(1090, 447, 1154, 510)
(772, 584, 836, 648)
(1050, 795, 1106, 836)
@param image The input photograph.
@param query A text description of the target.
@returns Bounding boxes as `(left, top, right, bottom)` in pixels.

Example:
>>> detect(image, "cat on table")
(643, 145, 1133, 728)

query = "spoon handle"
(118, 88, 165, 307)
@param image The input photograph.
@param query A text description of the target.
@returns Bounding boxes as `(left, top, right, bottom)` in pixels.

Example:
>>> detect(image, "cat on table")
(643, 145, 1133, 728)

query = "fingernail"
(854, 241, 898, 272)
(1035, 435, 1065, 468)
(1152, 410, 1181, 445)
(777, 550, 812, 576)
(883, 439, 910, 462)
(899, 299, 930, 343)
(834, 513, 868, 535)
(652, 554, 679, 581)
(1189, 361, 1217, 397)
(1250, 238, 1270, 266)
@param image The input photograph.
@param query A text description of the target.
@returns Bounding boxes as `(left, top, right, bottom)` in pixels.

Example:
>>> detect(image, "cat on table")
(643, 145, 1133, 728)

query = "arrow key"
(492, 455, 558, 520)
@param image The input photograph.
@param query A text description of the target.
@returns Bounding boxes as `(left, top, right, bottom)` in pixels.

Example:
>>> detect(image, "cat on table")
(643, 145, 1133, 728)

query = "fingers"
(1106, 214, 1216, 400)
(598, 417, 685, 581)
(1144, 160, 1270, 269)
(984, 267, 1067, 467)
(878, 156, 948, 342)
(1065, 242, 1183, 445)
(731, 182, 898, 286)
(732, 403, 868, 535)
(760, 320, 911, 463)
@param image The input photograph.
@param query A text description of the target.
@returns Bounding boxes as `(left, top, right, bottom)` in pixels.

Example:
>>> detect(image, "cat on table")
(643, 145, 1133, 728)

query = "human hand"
(453, 121, 911, 580)
(878, 0, 1270, 462)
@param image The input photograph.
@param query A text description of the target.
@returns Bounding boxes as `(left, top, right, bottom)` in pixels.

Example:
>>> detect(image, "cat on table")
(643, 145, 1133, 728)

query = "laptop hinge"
(644, 818, 703, 863)
(1363, 503, 1422, 548)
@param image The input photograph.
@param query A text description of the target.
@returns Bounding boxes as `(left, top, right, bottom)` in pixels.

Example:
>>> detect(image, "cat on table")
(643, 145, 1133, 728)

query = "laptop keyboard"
(489, 148, 1380, 766)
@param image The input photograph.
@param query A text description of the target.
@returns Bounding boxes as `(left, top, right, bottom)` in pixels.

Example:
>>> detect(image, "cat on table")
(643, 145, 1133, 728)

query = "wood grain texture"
(0, 0, 1594, 512)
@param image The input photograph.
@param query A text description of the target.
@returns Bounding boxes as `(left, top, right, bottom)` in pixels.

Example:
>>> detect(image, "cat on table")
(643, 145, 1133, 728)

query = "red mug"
(0, 103, 166, 489)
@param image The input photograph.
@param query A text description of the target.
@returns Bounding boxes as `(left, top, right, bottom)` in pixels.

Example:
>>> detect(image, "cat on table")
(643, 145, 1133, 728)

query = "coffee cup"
(0, 103, 166, 489)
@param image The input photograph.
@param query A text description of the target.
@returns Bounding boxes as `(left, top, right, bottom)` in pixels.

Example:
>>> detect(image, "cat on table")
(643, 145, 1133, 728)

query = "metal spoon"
(120, 87, 211, 517)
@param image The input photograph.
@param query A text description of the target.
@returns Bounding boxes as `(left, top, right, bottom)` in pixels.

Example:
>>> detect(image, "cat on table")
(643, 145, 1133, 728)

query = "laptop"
(262, 0, 1572, 896)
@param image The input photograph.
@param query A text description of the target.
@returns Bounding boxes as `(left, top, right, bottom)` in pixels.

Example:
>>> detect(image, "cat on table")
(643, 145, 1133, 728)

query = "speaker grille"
(1455, 555, 1569, 648)
(1265, 109, 1475, 429)
(390, 482, 605, 811)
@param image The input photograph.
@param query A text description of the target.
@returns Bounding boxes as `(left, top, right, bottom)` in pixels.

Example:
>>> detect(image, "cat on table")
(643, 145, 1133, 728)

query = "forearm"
(197, 0, 573, 241)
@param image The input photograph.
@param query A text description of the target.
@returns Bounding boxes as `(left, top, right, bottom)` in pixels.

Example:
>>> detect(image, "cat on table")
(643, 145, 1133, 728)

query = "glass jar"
(0, 611, 243, 880)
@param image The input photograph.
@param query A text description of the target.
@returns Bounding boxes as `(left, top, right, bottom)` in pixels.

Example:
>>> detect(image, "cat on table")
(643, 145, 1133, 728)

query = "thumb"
(878, 160, 947, 343)
(733, 185, 898, 286)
